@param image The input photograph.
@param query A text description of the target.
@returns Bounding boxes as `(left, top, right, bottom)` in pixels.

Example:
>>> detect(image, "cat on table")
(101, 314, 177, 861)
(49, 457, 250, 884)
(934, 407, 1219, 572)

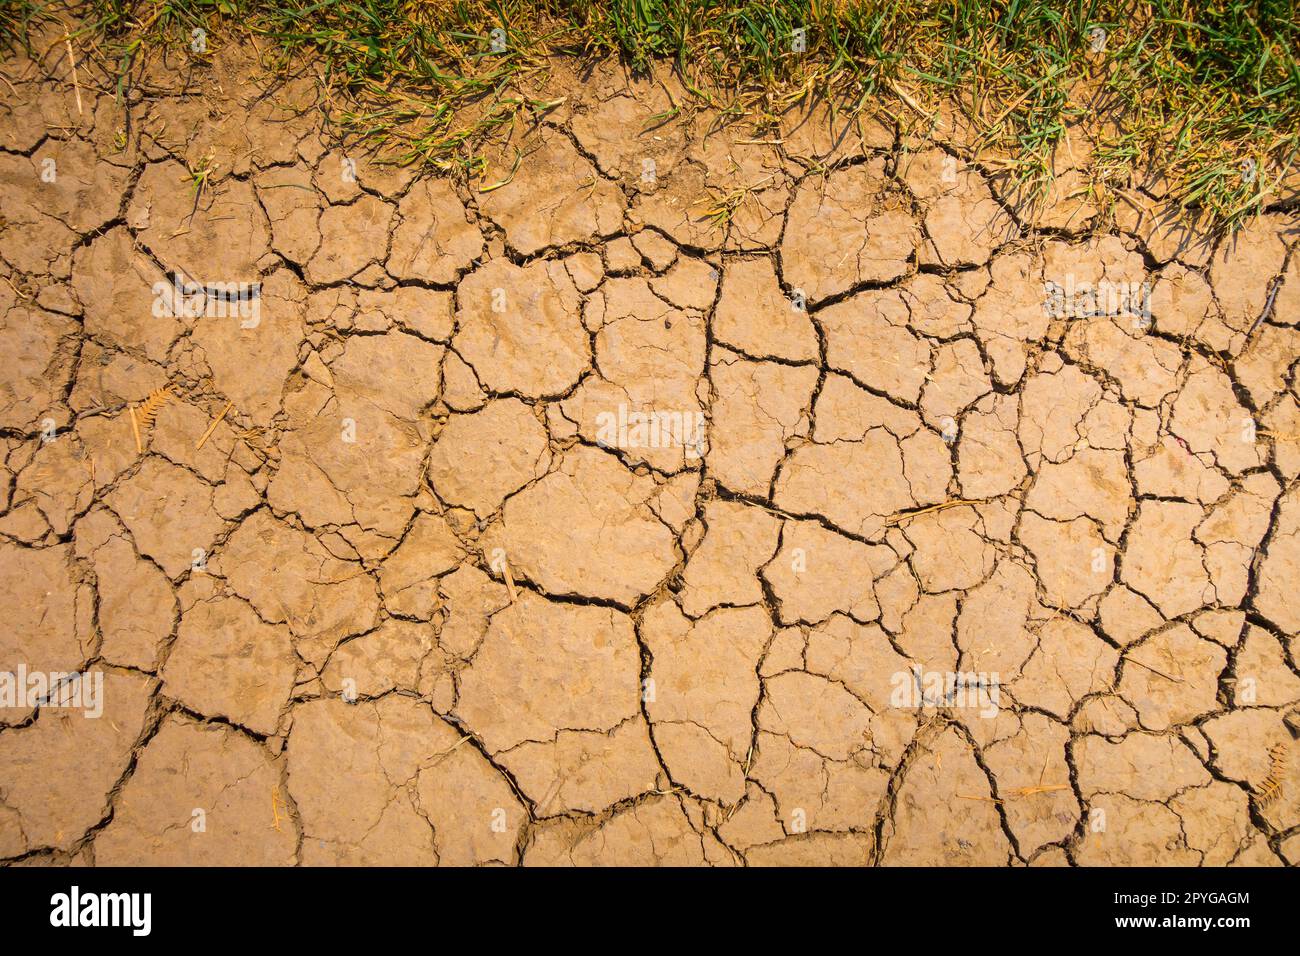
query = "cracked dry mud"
(3, 37, 1300, 869)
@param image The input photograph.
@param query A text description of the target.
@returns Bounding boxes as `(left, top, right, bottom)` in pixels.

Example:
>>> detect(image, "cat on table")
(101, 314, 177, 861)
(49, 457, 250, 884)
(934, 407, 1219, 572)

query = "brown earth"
(2, 31, 1299, 867)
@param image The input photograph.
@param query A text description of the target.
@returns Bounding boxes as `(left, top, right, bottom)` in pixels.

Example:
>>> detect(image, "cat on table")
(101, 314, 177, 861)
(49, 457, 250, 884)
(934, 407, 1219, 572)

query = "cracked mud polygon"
(3, 25, 1300, 870)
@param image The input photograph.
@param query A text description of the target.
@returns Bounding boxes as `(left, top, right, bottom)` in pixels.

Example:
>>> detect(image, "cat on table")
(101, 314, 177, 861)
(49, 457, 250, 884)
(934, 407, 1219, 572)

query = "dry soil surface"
(2, 37, 1300, 867)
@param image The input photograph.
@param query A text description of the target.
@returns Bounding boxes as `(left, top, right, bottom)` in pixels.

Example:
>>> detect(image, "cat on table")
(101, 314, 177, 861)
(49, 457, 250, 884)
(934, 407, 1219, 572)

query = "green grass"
(2, 0, 1297, 235)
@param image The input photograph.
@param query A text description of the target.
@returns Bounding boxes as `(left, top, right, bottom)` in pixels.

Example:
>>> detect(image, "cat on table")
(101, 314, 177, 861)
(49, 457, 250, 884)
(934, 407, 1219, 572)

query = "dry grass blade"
(501, 556, 518, 604)
(1124, 657, 1185, 685)
(63, 34, 81, 115)
(958, 783, 1070, 804)
(127, 403, 141, 454)
(419, 734, 473, 771)
(884, 498, 987, 527)
(195, 400, 234, 450)
(478, 148, 523, 193)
